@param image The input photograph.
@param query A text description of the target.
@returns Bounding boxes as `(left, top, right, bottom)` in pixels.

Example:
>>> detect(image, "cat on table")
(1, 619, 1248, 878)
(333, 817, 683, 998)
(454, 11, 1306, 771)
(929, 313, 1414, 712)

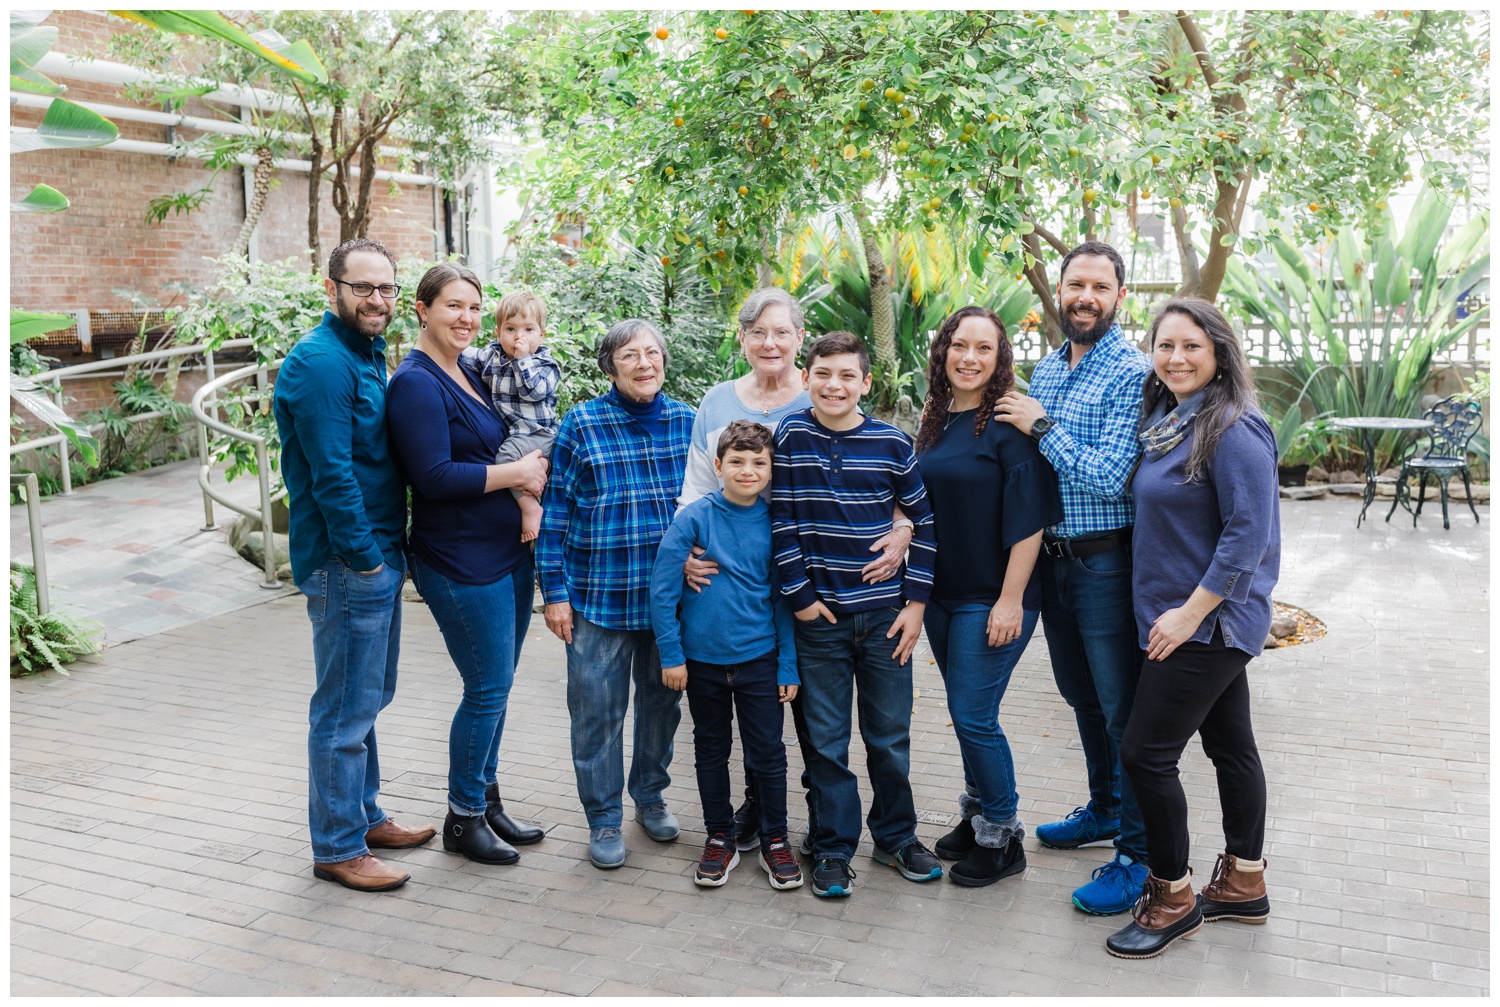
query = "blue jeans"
(924, 601, 1039, 825)
(565, 615, 683, 829)
(300, 559, 403, 864)
(409, 552, 533, 817)
(795, 607, 918, 861)
(1039, 539, 1148, 863)
(685, 651, 788, 840)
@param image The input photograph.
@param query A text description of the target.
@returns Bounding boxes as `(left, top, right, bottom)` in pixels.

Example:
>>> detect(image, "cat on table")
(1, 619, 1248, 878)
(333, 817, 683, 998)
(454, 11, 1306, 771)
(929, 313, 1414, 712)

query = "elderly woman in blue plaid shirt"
(536, 319, 696, 870)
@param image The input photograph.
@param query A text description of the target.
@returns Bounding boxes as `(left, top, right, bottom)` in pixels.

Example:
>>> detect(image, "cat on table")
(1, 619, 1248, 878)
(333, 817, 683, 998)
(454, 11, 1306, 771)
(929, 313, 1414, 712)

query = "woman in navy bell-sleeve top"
(913, 306, 1063, 888)
(385, 263, 550, 867)
(1107, 298, 1281, 961)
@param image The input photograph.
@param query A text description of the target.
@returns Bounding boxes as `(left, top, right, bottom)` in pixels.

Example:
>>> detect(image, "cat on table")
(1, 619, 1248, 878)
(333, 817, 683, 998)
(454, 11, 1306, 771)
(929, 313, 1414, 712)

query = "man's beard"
(336, 293, 394, 337)
(1059, 301, 1117, 347)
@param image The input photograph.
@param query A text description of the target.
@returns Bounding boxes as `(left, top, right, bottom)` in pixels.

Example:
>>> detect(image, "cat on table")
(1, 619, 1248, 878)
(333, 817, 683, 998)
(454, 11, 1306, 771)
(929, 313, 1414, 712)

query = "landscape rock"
(1333, 470, 1363, 484)
(1306, 466, 1330, 483)
(1328, 484, 1365, 496)
(1280, 486, 1328, 501)
(1269, 613, 1298, 639)
(1445, 480, 1490, 503)
(227, 516, 293, 581)
(1264, 634, 1279, 650)
(1381, 467, 1401, 479)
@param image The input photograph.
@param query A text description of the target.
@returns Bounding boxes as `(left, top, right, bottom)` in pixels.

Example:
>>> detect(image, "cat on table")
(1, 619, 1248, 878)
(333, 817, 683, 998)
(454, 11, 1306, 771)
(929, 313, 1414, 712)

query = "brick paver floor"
(10, 497, 1489, 996)
(8, 459, 295, 647)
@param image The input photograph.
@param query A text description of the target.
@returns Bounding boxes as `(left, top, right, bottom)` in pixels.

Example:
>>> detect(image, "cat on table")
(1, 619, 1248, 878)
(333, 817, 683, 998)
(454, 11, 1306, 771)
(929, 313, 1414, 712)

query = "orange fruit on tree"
(738, 185, 749, 196)
(716, 250, 726, 259)
(1308, 203, 1320, 212)
(674, 116, 684, 127)
(655, 26, 669, 40)
(715, 27, 728, 39)
(762, 115, 772, 127)
(661, 255, 672, 265)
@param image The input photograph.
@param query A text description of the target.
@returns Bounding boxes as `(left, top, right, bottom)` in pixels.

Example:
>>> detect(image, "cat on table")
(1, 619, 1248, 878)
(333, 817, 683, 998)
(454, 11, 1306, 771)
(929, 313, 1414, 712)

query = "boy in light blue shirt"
(650, 420, 802, 891)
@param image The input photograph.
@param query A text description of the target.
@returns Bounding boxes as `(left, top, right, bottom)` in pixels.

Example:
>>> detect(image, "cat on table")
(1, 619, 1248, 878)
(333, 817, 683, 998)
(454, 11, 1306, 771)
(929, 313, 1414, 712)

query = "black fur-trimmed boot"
(935, 789, 982, 861)
(949, 815, 1026, 887)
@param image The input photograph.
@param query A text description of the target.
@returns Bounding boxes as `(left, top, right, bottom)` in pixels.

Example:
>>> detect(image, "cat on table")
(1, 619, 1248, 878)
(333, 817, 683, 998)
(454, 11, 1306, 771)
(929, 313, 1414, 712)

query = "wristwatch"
(1030, 416, 1054, 442)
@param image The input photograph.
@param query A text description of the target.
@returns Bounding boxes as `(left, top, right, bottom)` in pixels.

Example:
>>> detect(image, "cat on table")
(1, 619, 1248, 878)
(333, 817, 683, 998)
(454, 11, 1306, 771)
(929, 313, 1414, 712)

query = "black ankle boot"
(443, 810, 520, 865)
(934, 816, 978, 861)
(484, 783, 544, 846)
(949, 836, 1026, 887)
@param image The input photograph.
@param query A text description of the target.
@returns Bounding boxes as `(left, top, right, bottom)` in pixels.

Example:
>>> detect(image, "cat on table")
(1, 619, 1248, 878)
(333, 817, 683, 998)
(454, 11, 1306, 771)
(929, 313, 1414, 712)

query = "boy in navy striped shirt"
(770, 331, 942, 898)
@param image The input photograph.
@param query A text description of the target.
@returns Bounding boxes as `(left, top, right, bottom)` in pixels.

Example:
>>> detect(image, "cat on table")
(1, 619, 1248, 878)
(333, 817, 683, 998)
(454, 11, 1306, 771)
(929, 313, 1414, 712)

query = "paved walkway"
(8, 460, 295, 647)
(9, 479, 1490, 996)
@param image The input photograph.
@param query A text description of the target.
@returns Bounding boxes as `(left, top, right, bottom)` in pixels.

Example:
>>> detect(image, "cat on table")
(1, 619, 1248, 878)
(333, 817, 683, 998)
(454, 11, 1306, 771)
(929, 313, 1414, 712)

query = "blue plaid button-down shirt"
(1027, 324, 1151, 539)
(536, 391, 695, 630)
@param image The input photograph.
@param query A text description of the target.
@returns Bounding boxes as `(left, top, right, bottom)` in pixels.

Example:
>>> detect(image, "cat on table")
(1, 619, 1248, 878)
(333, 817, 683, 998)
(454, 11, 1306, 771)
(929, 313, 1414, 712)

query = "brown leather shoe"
(365, 818, 437, 850)
(1199, 853, 1270, 923)
(1105, 871, 1202, 959)
(313, 854, 410, 892)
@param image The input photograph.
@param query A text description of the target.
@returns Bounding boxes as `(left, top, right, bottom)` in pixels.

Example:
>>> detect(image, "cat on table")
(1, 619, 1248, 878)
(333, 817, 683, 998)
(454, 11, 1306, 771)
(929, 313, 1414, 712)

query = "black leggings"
(1119, 627, 1266, 881)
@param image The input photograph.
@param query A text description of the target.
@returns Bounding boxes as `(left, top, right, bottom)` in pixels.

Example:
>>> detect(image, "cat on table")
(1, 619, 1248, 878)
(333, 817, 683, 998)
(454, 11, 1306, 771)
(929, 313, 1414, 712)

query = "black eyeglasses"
(333, 278, 401, 299)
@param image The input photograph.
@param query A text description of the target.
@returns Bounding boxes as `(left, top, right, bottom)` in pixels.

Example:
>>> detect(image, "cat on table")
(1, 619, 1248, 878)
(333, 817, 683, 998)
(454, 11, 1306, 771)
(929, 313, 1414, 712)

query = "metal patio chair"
(1386, 395, 1484, 530)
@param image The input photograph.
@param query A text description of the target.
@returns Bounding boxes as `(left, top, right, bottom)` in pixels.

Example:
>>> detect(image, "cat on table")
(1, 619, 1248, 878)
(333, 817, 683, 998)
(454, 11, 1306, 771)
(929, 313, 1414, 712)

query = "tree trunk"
(306, 130, 323, 275)
(852, 199, 896, 385)
(1170, 202, 1202, 298)
(1020, 231, 1063, 348)
(230, 146, 274, 261)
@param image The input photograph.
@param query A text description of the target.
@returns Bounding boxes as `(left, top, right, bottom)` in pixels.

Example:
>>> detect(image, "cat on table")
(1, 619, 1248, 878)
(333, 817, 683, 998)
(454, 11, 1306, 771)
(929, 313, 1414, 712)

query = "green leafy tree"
(517, 9, 1487, 358)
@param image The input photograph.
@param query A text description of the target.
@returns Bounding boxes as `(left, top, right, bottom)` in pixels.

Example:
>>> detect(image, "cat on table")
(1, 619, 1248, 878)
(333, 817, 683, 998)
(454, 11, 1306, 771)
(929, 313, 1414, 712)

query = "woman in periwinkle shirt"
(1106, 298, 1280, 960)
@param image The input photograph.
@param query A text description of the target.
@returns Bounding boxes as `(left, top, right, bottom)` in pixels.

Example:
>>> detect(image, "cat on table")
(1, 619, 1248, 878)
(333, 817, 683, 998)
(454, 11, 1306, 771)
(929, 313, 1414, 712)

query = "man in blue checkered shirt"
(996, 241, 1153, 916)
(536, 319, 694, 872)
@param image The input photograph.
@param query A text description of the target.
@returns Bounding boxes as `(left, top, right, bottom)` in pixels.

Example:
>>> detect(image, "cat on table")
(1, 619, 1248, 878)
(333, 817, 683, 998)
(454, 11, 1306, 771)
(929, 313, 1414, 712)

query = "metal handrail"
(8, 338, 255, 496)
(190, 359, 286, 588)
(9, 473, 50, 616)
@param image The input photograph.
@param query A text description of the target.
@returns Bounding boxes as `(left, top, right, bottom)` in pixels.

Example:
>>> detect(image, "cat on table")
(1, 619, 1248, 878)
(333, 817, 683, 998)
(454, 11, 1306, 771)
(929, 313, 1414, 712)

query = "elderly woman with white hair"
(536, 318, 696, 871)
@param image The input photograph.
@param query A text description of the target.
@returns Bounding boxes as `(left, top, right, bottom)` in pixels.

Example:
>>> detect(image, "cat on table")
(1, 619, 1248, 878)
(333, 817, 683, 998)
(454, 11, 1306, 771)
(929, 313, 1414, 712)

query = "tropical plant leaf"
(109, 10, 328, 84)
(9, 374, 100, 467)
(10, 310, 74, 343)
(11, 97, 119, 153)
(11, 183, 69, 213)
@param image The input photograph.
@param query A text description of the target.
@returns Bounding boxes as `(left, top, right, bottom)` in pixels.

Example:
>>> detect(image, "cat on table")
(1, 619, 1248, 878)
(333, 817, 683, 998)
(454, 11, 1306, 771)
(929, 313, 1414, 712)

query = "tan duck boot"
(1105, 870, 1203, 959)
(1198, 852, 1270, 923)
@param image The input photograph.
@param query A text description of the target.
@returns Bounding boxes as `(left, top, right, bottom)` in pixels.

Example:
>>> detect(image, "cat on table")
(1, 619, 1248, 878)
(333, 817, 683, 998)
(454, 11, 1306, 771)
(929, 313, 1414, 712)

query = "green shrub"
(10, 563, 102, 677)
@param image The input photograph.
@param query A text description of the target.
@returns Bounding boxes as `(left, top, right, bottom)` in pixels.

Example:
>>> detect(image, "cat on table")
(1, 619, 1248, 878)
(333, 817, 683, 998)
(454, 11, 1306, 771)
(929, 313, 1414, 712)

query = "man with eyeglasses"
(273, 237, 435, 893)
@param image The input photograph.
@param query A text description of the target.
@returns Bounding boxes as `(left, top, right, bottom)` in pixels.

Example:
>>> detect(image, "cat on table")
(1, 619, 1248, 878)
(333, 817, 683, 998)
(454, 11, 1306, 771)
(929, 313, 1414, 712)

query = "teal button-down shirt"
(272, 311, 407, 585)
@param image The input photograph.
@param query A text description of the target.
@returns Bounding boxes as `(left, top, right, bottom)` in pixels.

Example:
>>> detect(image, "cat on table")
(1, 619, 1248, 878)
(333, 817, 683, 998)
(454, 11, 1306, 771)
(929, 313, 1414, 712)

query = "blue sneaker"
(1072, 853, 1148, 915)
(633, 803, 680, 842)
(589, 826, 626, 869)
(1036, 804, 1121, 850)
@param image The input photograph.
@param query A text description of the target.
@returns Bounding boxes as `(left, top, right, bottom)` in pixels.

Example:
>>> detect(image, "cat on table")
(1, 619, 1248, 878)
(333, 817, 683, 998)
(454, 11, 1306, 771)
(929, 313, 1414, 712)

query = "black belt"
(1041, 530, 1131, 561)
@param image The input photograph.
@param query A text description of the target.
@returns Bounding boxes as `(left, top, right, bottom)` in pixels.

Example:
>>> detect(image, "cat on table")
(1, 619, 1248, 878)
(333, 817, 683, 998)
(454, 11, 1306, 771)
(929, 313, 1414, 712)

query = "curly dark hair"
(915, 306, 1014, 454)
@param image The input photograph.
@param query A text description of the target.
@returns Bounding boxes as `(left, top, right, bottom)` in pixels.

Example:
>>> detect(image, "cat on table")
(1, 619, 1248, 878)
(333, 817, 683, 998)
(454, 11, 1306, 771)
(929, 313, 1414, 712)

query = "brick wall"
(10, 10, 442, 318)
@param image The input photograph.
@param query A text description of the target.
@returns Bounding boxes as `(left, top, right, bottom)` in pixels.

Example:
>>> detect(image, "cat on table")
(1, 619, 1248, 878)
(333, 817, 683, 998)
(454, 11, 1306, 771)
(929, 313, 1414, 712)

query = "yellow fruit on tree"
(986, 112, 998, 123)
(859, 147, 872, 158)
(1083, 188, 1097, 202)
(860, 78, 876, 91)
(716, 27, 728, 39)
(896, 139, 910, 152)
(738, 185, 749, 196)
(1168, 196, 1181, 207)
(674, 116, 684, 126)
(884, 87, 898, 100)
(664, 165, 675, 175)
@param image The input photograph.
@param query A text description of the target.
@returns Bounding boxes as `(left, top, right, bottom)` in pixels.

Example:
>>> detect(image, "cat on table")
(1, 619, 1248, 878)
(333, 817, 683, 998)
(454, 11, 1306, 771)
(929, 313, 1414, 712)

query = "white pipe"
(9, 91, 412, 162)
(9, 127, 437, 185)
(35, 51, 315, 117)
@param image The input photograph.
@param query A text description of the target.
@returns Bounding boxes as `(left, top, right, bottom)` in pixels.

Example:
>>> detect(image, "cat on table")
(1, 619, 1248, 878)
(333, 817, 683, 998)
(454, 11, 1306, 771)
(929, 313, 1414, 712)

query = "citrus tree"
(516, 9, 1488, 357)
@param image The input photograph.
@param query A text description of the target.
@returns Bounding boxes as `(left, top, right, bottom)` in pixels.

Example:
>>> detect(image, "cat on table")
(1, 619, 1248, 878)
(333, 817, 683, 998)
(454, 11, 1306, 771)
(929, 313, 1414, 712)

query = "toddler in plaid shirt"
(463, 290, 562, 542)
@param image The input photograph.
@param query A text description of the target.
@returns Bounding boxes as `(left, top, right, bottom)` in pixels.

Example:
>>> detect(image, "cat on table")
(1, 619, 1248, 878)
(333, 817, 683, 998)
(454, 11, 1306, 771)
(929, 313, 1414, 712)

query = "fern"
(9, 564, 102, 677)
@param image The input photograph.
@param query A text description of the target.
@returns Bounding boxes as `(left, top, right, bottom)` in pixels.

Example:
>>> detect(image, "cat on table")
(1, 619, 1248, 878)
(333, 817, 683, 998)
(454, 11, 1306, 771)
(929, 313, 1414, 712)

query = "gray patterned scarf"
(1140, 390, 1205, 463)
